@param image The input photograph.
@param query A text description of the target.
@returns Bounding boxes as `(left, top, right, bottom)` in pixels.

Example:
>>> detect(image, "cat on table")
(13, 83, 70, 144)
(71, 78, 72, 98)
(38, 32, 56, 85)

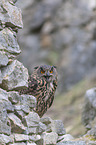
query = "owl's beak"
(44, 72, 51, 82)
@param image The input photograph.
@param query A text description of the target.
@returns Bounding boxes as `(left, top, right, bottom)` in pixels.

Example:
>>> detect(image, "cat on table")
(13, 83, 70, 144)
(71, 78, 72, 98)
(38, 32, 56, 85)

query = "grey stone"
(56, 141, 86, 145)
(20, 95, 36, 113)
(8, 91, 20, 104)
(0, 88, 8, 101)
(27, 127, 37, 135)
(0, 134, 12, 144)
(15, 110, 26, 120)
(0, 70, 2, 84)
(0, 101, 11, 135)
(4, 100, 14, 112)
(0, 0, 23, 29)
(23, 112, 40, 127)
(86, 126, 96, 137)
(10, 143, 26, 145)
(25, 95, 36, 109)
(14, 134, 29, 142)
(0, 94, 14, 113)
(51, 120, 66, 135)
(29, 134, 41, 142)
(40, 117, 52, 125)
(27, 143, 37, 145)
(0, 120, 11, 135)
(36, 139, 44, 145)
(42, 132, 58, 145)
(85, 88, 96, 109)
(8, 113, 26, 133)
(0, 51, 9, 67)
(37, 122, 47, 134)
(58, 134, 74, 142)
(1, 60, 28, 90)
(0, 28, 21, 58)
(82, 88, 96, 127)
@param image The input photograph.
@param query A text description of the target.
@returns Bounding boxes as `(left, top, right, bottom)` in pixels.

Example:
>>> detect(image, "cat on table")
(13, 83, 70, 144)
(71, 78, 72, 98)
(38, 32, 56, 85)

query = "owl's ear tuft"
(34, 66, 39, 69)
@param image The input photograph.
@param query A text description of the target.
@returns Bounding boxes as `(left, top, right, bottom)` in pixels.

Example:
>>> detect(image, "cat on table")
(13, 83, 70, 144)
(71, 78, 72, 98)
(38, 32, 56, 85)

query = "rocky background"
(0, 0, 96, 144)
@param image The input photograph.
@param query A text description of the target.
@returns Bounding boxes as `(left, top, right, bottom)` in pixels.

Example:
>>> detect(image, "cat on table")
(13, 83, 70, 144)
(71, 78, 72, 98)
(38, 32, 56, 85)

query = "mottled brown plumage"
(19, 65, 57, 117)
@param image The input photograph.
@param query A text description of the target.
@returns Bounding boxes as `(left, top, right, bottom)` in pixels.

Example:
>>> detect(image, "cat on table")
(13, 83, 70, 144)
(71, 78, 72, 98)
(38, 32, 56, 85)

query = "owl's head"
(34, 65, 57, 82)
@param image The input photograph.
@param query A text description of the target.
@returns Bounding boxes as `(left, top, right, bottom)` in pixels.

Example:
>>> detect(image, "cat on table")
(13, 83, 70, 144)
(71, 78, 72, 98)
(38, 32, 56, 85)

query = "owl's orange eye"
(50, 70, 53, 73)
(41, 70, 45, 74)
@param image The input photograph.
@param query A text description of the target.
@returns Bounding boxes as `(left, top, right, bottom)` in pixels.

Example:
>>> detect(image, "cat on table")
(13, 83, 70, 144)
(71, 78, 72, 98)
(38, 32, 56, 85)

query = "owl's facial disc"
(39, 66, 54, 82)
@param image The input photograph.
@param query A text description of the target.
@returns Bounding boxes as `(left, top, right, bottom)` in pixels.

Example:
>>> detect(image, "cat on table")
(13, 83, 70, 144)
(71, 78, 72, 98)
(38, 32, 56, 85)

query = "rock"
(1, 60, 28, 90)
(29, 134, 41, 142)
(0, 134, 12, 144)
(0, 0, 23, 29)
(23, 112, 40, 127)
(42, 132, 58, 145)
(82, 88, 96, 128)
(58, 134, 74, 142)
(0, 51, 9, 67)
(0, 98, 11, 135)
(51, 120, 66, 135)
(0, 120, 11, 135)
(0, 91, 14, 112)
(37, 122, 47, 134)
(8, 91, 20, 104)
(0, 88, 8, 101)
(27, 127, 37, 135)
(20, 95, 36, 112)
(27, 143, 37, 145)
(4, 100, 14, 113)
(86, 126, 96, 136)
(8, 113, 26, 133)
(10, 143, 26, 145)
(14, 134, 29, 142)
(0, 28, 21, 58)
(56, 141, 86, 145)
(40, 117, 52, 125)
(15, 110, 26, 120)
(0, 70, 2, 84)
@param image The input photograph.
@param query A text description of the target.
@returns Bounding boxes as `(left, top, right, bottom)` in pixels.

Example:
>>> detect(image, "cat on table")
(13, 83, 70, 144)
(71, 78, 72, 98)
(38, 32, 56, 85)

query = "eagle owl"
(19, 65, 57, 117)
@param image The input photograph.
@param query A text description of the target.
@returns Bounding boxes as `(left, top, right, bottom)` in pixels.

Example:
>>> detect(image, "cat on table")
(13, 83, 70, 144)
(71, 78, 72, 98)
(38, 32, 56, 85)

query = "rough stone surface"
(10, 143, 26, 145)
(0, 134, 12, 144)
(0, 28, 21, 58)
(29, 135, 41, 142)
(0, 70, 2, 84)
(1, 60, 28, 90)
(8, 91, 20, 104)
(56, 141, 86, 145)
(58, 134, 74, 142)
(40, 117, 52, 125)
(0, 0, 23, 29)
(37, 122, 47, 134)
(42, 132, 58, 145)
(0, 51, 9, 67)
(14, 134, 29, 142)
(82, 88, 96, 128)
(51, 120, 66, 135)
(23, 112, 40, 127)
(8, 113, 26, 133)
